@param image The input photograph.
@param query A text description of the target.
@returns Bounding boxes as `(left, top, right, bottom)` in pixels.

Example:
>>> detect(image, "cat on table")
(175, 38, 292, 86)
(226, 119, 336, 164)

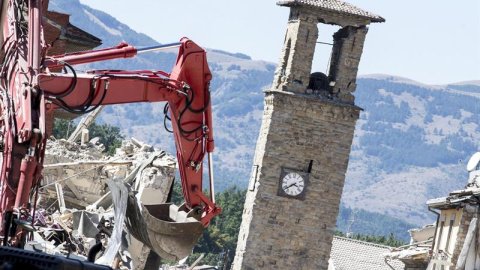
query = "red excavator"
(0, 0, 221, 267)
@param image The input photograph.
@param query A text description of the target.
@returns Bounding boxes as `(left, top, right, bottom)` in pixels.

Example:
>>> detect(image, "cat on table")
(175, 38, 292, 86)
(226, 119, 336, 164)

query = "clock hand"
(284, 182, 298, 190)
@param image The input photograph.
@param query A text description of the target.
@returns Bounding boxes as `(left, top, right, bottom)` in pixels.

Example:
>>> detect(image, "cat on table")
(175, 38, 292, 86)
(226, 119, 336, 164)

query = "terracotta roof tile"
(277, 0, 385, 23)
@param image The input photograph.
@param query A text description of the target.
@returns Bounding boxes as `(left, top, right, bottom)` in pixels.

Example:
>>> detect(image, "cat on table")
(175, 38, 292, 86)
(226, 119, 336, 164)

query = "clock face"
(281, 172, 305, 196)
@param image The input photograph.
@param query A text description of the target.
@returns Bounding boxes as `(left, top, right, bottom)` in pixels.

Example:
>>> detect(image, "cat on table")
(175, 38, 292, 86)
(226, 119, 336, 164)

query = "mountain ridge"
(49, 0, 480, 229)
(359, 74, 480, 90)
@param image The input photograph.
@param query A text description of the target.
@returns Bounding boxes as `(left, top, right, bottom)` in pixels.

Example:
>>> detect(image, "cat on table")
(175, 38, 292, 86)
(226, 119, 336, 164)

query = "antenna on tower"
(346, 209, 358, 238)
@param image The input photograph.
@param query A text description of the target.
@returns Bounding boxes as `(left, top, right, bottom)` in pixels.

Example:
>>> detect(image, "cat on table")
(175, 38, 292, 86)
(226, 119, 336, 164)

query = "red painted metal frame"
(43, 42, 138, 69)
(0, 0, 46, 246)
(0, 0, 220, 247)
(39, 38, 220, 224)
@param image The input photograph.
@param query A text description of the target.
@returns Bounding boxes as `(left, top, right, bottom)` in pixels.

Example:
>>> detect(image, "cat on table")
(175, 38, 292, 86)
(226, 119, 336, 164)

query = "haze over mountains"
(49, 0, 480, 233)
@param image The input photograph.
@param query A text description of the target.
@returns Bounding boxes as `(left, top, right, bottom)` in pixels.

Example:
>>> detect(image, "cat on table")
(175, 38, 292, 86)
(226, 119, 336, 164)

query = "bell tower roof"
(277, 0, 385, 23)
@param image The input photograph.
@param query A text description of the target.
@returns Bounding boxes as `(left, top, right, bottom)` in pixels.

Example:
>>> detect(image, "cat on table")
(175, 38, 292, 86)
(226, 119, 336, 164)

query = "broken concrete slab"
(40, 137, 176, 210)
(32, 136, 179, 269)
(72, 211, 100, 238)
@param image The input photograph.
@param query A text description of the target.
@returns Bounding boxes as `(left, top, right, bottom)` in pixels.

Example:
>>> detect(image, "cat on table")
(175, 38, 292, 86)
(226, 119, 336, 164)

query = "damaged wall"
(272, 3, 382, 104)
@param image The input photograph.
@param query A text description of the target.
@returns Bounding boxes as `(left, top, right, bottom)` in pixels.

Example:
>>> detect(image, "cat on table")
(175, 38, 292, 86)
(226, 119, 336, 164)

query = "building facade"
(426, 153, 480, 269)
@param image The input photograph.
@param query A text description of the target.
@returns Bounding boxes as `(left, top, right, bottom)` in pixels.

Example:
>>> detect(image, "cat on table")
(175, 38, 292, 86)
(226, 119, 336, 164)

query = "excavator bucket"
(125, 194, 205, 262)
(142, 203, 205, 261)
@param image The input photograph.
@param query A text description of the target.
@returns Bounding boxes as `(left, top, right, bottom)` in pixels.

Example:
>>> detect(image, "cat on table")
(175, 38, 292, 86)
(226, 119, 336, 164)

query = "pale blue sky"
(79, 0, 479, 85)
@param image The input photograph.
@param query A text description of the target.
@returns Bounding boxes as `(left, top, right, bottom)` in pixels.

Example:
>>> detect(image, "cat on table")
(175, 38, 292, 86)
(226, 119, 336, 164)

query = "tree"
(170, 183, 409, 267)
(88, 122, 124, 155)
(52, 119, 73, 139)
(346, 232, 405, 247)
(52, 119, 124, 156)
(175, 185, 246, 269)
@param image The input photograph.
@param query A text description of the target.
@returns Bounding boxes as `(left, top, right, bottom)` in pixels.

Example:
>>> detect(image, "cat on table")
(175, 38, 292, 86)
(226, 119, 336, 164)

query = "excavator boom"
(0, 0, 221, 263)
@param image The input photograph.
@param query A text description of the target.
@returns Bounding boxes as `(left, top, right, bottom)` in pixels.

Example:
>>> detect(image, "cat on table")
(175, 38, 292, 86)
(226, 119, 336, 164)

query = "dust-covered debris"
(385, 226, 432, 269)
(40, 136, 176, 209)
(31, 135, 178, 269)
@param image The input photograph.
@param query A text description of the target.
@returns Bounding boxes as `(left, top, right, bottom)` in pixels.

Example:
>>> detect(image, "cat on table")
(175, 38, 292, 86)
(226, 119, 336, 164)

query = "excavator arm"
(0, 0, 221, 262)
(39, 38, 220, 226)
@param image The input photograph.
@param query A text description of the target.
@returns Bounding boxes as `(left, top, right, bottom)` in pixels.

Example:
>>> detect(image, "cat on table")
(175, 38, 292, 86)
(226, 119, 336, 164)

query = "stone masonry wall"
(234, 2, 378, 269)
(273, 6, 369, 104)
(232, 91, 360, 270)
(329, 26, 368, 104)
(450, 205, 478, 267)
(273, 8, 318, 94)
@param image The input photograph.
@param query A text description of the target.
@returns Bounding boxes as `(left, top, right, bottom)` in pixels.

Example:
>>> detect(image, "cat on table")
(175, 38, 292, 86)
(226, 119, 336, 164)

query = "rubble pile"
(41, 137, 110, 208)
(27, 208, 115, 261)
(31, 136, 177, 269)
(41, 137, 176, 209)
(384, 224, 434, 269)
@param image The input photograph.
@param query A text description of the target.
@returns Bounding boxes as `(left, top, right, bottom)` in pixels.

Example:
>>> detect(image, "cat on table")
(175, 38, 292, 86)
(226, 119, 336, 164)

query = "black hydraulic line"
(2, 211, 13, 246)
(87, 242, 103, 262)
(45, 60, 77, 99)
(53, 81, 108, 114)
(188, 89, 210, 114)
(177, 90, 204, 136)
(163, 103, 173, 133)
(163, 103, 171, 121)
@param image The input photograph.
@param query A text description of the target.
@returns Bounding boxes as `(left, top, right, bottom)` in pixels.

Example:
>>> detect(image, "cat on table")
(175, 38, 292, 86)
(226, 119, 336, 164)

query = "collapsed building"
(0, 1, 214, 268)
(16, 3, 186, 268)
(386, 152, 480, 270)
(332, 152, 480, 270)
(35, 129, 177, 269)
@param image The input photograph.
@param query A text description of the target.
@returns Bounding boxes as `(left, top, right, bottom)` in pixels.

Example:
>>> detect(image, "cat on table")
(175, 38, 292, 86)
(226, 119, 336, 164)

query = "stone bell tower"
(232, 1, 384, 269)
